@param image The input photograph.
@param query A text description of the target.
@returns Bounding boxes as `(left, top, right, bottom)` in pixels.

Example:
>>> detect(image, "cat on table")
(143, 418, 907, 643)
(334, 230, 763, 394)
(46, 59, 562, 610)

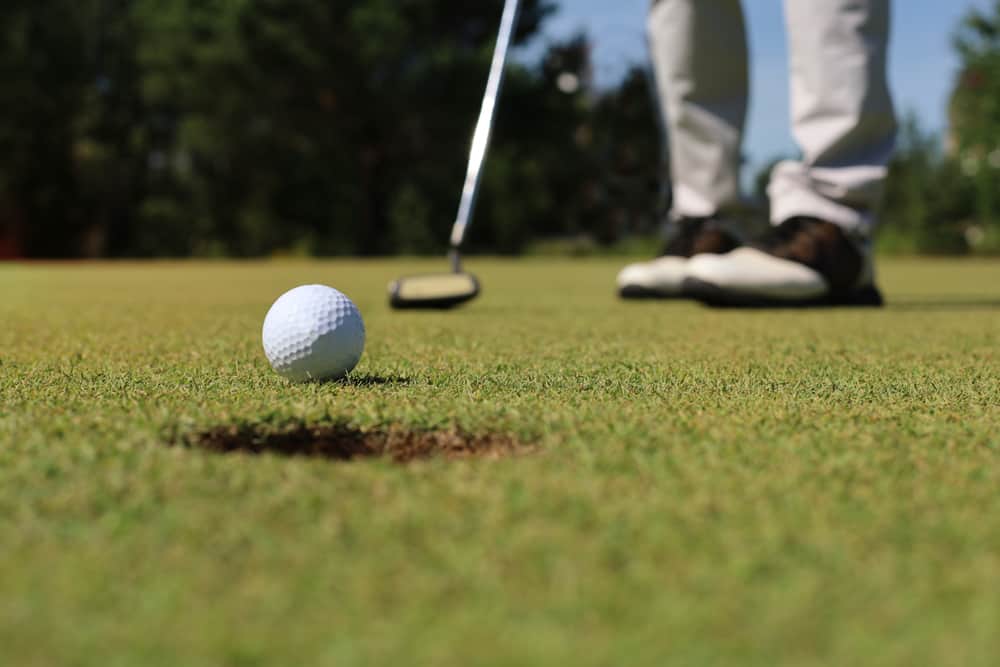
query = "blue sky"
(526, 0, 992, 175)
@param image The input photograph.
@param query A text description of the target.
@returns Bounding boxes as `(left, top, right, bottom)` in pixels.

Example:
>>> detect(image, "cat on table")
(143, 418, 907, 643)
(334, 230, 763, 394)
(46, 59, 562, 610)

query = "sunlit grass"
(1, 258, 998, 665)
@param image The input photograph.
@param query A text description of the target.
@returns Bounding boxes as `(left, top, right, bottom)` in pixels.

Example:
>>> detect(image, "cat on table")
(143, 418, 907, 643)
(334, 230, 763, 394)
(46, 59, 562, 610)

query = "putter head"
(388, 272, 480, 310)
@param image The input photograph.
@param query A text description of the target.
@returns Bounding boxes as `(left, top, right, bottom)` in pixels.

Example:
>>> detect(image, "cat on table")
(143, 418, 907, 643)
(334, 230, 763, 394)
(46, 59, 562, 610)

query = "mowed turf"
(1, 258, 999, 666)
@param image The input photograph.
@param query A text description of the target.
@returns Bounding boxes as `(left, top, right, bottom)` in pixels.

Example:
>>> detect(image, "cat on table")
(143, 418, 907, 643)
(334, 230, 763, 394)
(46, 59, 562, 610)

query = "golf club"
(389, 0, 521, 309)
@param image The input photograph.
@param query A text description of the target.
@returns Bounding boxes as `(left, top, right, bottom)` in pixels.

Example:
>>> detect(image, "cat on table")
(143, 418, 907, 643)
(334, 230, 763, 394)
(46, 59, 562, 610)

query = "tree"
(130, 0, 557, 256)
(0, 0, 148, 257)
(878, 113, 975, 254)
(584, 65, 665, 242)
(0, 1, 670, 258)
(946, 1, 1000, 252)
(0, 1, 93, 256)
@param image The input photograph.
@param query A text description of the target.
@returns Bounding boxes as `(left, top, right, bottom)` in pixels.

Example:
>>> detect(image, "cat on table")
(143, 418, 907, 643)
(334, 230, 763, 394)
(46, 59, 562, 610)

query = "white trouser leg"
(769, 0, 897, 237)
(648, 0, 748, 219)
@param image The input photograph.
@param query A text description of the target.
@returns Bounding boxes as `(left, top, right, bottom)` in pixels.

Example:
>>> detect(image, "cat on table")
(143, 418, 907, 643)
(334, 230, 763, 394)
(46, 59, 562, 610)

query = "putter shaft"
(449, 0, 521, 249)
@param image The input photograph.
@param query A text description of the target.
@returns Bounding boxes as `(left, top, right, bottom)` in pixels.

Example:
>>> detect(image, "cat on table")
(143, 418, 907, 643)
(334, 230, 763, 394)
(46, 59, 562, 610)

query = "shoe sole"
(618, 285, 688, 300)
(681, 278, 885, 309)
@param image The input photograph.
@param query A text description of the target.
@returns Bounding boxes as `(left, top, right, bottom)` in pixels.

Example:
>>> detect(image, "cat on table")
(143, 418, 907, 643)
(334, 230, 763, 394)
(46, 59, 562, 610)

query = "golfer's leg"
(617, 0, 748, 298)
(648, 0, 748, 218)
(682, 1, 895, 306)
(770, 0, 897, 237)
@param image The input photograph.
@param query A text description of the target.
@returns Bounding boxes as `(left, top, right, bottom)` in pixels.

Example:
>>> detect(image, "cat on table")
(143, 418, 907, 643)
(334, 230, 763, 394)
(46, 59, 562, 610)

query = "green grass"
(1, 257, 999, 666)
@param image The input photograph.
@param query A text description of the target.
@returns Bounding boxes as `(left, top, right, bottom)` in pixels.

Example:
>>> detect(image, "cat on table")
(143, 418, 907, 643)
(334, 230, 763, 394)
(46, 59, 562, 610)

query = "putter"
(389, 0, 521, 310)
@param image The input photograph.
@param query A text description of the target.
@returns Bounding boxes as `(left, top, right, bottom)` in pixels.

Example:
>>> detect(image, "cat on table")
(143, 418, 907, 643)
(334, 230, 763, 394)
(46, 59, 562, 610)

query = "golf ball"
(262, 285, 365, 382)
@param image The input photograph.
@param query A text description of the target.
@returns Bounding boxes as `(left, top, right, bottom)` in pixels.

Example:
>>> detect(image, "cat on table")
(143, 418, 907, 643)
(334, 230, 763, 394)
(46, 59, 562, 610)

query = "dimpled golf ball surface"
(262, 285, 365, 382)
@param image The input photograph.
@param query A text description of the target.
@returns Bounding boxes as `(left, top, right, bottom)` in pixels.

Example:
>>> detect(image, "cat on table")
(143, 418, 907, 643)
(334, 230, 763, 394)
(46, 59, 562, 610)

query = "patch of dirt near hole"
(178, 424, 531, 463)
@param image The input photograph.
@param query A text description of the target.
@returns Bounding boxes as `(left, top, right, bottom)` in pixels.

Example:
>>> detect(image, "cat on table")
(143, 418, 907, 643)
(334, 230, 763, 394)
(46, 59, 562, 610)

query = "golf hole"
(178, 424, 531, 464)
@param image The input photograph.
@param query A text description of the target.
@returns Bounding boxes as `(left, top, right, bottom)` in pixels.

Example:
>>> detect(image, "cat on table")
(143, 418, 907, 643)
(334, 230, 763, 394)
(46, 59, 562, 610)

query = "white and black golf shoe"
(682, 217, 883, 308)
(617, 217, 741, 299)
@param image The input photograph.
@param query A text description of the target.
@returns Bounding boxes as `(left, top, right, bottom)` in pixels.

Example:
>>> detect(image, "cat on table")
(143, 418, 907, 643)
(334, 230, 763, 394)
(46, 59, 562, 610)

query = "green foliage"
(0, 1, 91, 256)
(0, 1, 670, 257)
(877, 113, 977, 255)
(952, 1, 1000, 154)
(13, 1, 1000, 256)
(936, 0, 1000, 254)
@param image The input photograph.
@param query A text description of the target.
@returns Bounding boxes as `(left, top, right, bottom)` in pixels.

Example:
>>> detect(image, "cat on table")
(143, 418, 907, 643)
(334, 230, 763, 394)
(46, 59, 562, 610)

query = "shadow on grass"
(887, 297, 1000, 312)
(341, 374, 413, 387)
(692, 297, 1000, 312)
(172, 423, 530, 464)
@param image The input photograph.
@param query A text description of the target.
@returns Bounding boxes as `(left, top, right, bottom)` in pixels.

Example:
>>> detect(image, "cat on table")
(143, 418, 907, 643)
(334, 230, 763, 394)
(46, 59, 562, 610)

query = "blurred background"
(1, 0, 999, 259)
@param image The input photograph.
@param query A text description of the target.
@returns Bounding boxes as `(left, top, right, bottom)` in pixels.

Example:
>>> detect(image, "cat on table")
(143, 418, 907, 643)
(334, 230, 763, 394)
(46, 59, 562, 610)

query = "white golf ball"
(262, 284, 365, 382)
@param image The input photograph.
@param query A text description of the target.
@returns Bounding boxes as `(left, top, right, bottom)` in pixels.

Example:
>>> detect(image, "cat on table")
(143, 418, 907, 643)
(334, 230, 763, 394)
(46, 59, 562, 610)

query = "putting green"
(1, 258, 998, 665)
